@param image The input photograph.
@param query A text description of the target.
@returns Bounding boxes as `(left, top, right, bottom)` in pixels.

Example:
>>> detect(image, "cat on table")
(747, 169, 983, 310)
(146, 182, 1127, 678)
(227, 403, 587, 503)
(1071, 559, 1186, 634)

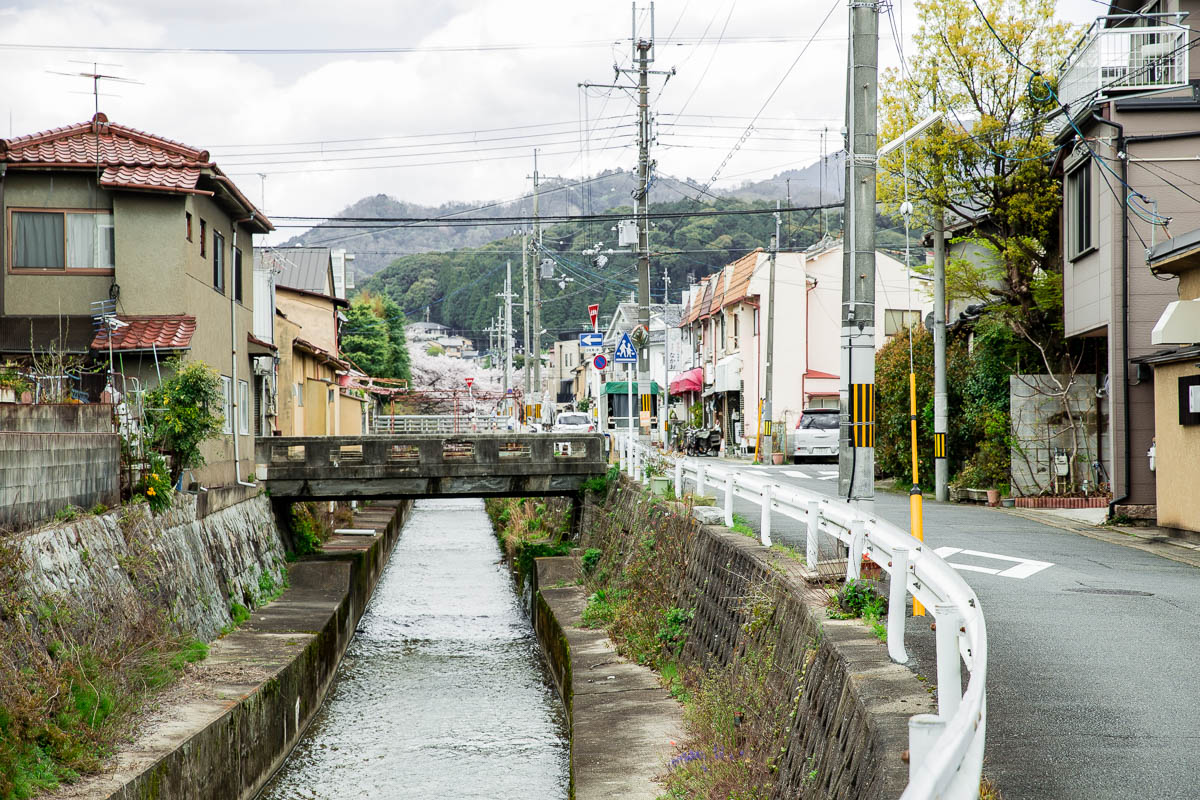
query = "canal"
(259, 498, 570, 800)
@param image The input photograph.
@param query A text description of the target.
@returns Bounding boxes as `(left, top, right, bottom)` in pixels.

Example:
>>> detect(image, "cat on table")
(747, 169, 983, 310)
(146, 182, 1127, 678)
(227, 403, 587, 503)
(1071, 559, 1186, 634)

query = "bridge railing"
(371, 414, 514, 435)
(612, 432, 987, 800)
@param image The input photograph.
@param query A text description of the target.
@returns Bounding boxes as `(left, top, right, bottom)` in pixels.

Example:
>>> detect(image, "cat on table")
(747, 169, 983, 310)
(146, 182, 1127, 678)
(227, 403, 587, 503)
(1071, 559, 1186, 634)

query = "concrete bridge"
(256, 433, 608, 501)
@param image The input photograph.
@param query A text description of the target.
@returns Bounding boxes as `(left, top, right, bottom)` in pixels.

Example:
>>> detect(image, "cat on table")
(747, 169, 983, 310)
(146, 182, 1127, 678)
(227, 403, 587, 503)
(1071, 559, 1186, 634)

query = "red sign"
(465, 377, 474, 387)
(588, 303, 599, 331)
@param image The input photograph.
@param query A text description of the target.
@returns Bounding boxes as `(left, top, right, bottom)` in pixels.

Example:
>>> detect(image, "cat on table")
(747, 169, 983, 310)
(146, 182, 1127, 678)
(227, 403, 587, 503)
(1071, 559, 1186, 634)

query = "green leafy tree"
(339, 291, 412, 382)
(143, 358, 225, 484)
(877, 0, 1078, 365)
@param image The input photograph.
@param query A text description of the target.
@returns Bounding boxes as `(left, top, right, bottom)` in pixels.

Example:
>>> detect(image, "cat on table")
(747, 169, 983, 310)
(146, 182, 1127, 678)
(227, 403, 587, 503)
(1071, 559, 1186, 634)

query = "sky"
(0, 0, 1101, 243)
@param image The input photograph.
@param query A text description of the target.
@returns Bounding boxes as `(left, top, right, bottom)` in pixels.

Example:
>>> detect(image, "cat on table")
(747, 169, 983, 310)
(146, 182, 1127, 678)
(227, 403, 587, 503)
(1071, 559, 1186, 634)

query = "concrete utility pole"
(634, 30, 652, 437)
(498, 263, 514, 403)
(838, 0, 880, 508)
(763, 202, 781, 459)
(933, 212, 948, 501)
(531, 150, 543, 423)
(521, 231, 531, 415)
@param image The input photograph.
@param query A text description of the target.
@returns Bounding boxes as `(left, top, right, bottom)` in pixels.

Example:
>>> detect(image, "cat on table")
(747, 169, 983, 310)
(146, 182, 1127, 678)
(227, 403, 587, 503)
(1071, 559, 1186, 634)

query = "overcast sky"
(1, 0, 1099, 243)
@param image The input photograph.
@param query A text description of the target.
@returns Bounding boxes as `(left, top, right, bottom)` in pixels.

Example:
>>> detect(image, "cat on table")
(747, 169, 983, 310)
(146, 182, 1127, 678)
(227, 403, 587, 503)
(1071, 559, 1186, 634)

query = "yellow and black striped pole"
(909, 372, 925, 616)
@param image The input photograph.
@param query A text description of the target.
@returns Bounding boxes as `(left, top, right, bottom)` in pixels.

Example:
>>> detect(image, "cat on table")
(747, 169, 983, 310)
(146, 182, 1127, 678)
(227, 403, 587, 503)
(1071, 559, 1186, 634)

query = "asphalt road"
(713, 460, 1200, 800)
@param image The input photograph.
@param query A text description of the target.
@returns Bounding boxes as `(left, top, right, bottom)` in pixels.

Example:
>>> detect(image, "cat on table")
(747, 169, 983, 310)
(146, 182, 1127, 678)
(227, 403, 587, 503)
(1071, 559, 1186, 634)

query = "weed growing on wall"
(485, 497, 575, 581)
(289, 502, 353, 557)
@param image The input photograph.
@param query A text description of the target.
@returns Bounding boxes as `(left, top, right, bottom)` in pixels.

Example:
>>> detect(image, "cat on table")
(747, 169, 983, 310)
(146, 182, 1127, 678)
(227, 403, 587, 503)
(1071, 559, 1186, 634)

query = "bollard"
(907, 714, 947, 781)
(760, 483, 773, 547)
(935, 603, 964, 721)
(805, 501, 820, 570)
(846, 519, 865, 583)
(724, 472, 734, 528)
(887, 546, 909, 664)
(696, 462, 707, 499)
(674, 459, 683, 500)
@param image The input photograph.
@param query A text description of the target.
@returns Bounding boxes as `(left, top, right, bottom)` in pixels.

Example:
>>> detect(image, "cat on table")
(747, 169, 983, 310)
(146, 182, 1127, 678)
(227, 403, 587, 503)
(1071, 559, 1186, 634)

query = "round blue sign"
(592, 353, 608, 370)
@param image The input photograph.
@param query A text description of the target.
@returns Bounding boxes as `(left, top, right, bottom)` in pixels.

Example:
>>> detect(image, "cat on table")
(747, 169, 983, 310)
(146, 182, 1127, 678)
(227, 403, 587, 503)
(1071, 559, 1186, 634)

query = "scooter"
(685, 427, 722, 457)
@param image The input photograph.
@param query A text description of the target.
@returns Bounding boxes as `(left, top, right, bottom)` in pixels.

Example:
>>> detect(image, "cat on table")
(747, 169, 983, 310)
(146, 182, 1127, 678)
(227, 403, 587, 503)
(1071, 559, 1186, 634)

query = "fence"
(613, 432, 988, 800)
(371, 414, 514, 435)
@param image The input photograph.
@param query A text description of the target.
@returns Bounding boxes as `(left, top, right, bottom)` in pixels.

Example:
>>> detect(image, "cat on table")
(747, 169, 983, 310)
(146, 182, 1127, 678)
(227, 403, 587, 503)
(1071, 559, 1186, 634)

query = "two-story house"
(1051, 1, 1200, 520)
(0, 113, 272, 486)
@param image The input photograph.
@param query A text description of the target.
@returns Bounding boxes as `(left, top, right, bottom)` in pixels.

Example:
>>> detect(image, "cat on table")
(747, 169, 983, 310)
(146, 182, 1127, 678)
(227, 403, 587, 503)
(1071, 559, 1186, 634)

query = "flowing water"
(259, 499, 569, 800)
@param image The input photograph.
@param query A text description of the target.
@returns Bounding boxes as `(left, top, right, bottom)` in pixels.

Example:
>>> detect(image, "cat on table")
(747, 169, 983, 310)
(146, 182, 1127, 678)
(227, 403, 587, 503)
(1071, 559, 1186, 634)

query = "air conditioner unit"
(252, 356, 273, 376)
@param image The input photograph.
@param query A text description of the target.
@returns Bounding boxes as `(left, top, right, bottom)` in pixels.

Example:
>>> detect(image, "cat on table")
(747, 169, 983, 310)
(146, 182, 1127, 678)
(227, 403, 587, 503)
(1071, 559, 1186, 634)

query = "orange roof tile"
(90, 315, 196, 351)
(721, 248, 762, 308)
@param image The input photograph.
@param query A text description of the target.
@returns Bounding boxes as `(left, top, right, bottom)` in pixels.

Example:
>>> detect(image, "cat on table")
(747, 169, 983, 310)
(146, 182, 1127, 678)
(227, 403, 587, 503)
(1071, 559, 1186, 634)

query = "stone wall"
(582, 484, 934, 800)
(0, 403, 119, 530)
(16, 492, 287, 640)
(1010, 374, 1104, 496)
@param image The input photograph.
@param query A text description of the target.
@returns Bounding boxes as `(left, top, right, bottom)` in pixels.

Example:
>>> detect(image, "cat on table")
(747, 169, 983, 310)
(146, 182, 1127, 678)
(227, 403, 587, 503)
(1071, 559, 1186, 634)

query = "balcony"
(1057, 20, 1189, 112)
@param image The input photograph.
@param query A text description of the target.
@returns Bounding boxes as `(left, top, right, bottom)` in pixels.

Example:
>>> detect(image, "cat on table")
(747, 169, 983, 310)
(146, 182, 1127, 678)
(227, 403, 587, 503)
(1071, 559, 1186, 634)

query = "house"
(1051, 1, 1198, 519)
(1138, 230, 1200, 533)
(548, 339, 583, 406)
(599, 300, 683, 434)
(257, 247, 367, 437)
(677, 241, 929, 451)
(0, 113, 271, 486)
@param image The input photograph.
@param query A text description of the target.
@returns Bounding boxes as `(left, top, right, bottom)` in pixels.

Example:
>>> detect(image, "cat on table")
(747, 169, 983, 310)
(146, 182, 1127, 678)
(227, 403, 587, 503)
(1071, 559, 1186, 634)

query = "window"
(220, 376, 232, 434)
(1066, 160, 1093, 258)
(213, 231, 225, 293)
(237, 379, 250, 435)
(200, 220, 207, 257)
(732, 313, 739, 348)
(233, 248, 243, 302)
(296, 383, 304, 407)
(720, 316, 726, 350)
(186, 212, 193, 242)
(883, 309, 922, 337)
(11, 210, 114, 270)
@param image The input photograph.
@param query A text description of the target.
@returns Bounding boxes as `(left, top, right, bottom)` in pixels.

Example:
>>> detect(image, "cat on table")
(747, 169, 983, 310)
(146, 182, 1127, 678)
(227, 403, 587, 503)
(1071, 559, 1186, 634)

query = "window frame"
(233, 247, 243, 303)
(1066, 158, 1095, 261)
(212, 230, 225, 293)
(883, 309, 922, 337)
(200, 219, 207, 258)
(220, 375, 233, 435)
(237, 379, 250, 435)
(7, 207, 116, 274)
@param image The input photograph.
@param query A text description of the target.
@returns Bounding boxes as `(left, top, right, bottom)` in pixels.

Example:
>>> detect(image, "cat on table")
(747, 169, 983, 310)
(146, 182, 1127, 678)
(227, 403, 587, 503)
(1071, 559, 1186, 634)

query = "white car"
(553, 412, 595, 433)
(793, 408, 839, 462)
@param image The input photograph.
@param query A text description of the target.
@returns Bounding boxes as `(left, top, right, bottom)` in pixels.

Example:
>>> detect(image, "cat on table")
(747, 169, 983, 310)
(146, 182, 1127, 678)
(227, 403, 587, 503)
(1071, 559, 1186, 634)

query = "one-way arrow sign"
(579, 332, 604, 348)
(613, 332, 637, 363)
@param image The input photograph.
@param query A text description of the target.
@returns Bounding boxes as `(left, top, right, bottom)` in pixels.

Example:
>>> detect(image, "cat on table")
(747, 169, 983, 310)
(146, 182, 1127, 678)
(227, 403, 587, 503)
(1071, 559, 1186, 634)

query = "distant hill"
(283, 156, 847, 280)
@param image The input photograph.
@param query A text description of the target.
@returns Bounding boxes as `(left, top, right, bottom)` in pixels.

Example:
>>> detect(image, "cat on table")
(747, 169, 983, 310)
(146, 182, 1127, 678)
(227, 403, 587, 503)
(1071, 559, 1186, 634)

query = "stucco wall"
(1153, 360, 1200, 531)
(276, 288, 338, 354)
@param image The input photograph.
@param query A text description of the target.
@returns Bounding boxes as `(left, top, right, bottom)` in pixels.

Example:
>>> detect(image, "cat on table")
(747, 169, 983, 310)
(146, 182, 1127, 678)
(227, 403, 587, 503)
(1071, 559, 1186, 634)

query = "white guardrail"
(612, 432, 987, 800)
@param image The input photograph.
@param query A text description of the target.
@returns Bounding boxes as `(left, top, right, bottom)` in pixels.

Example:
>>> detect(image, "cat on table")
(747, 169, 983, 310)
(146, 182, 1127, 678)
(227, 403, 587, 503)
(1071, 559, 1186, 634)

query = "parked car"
(793, 408, 839, 463)
(553, 412, 595, 433)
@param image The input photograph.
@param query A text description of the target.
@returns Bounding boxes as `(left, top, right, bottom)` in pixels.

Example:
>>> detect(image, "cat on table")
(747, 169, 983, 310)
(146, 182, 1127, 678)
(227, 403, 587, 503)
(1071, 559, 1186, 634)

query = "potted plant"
(0, 364, 30, 404)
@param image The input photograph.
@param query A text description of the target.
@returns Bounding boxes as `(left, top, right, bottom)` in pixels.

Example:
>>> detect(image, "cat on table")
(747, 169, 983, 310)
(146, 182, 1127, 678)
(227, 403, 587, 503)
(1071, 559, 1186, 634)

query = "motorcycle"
(685, 427, 722, 457)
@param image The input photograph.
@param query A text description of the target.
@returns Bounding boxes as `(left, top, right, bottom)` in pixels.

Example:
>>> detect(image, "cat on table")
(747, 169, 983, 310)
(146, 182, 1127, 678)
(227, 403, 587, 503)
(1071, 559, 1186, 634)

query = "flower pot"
(1000, 497, 1015, 508)
(986, 489, 1000, 507)
(0, 388, 14, 404)
(771, 452, 785, 465)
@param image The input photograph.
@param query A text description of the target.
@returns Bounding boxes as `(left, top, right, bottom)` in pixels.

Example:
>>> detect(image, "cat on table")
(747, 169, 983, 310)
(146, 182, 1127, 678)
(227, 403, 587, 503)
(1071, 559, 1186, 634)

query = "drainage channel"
(259, 498, 569, 799)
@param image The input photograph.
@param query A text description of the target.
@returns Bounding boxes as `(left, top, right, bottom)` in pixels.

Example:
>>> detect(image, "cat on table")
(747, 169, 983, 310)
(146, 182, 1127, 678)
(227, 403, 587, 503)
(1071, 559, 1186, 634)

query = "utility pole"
(933, 212, 948, 501)
(662, 265, 670, 304)
(521, 230, 531, 418)
(763, 202, 781, 460)
(838, 0, 880, 509)
(634, 23, 653, 438)
(531, 150, 543, 424)
(504, 263, 514, 406)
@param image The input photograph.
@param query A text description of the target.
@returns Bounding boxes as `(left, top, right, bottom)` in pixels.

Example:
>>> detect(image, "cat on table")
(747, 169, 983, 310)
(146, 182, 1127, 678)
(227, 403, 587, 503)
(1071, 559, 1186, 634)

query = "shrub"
(581, 548, 602, 573)
(133, 453, 173, 514)
(289, 503, 329, 556)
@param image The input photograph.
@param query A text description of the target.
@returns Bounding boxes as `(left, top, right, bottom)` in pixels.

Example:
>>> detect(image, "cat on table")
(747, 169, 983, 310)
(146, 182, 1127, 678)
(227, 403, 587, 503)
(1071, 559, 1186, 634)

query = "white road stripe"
(934, 546, 1054, 579)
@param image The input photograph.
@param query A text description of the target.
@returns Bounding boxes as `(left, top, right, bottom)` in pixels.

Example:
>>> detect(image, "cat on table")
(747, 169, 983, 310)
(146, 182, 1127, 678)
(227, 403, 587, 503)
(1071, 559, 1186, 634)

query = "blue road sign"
(613, 332, 637, 363)
(592, 353, 608, 371)
(579, 332, 604, 347)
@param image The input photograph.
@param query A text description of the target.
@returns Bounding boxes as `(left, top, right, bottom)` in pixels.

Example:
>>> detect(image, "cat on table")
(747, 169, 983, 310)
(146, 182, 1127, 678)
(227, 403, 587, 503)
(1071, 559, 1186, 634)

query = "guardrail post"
(935, 603, 964, 721)
(887, 546, 909, 664)
(618, 435, 627, 472)
(760, 483, 772, 547)
(641, 448, 650, 485)
(724, 472, 734, 527)
(846, 519, 865, 582)
(805, 501, 820, 569)
(907, 714, 946, 782)
(674, 459, 683, 499)
(696, 463, 707, 499)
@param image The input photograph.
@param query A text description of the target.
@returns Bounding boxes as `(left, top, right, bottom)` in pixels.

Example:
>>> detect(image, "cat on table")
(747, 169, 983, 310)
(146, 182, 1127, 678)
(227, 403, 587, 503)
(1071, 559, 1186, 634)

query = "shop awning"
(669, 367, 704, 396)
(603, 381, 662, 395)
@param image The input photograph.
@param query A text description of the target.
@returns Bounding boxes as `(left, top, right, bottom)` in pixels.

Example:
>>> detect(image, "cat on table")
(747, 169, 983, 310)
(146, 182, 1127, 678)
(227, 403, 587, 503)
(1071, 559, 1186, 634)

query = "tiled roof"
(721, 248, 762, 308)
(90, 315, 196, 352)
(256, 247, 334, 295)
(0, 114, 271, 230)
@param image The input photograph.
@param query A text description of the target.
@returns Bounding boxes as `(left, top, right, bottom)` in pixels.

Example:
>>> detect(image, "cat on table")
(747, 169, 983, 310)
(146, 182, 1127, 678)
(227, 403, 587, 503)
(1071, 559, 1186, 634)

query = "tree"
(143, 358, 225, 484)
(877, 0, 1078, 363)
(339, 291, 412, 382)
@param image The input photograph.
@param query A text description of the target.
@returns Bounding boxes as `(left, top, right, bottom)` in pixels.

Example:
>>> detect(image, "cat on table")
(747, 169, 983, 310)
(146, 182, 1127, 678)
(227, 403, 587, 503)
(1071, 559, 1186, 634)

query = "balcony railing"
(1057, 20, 1190, 112)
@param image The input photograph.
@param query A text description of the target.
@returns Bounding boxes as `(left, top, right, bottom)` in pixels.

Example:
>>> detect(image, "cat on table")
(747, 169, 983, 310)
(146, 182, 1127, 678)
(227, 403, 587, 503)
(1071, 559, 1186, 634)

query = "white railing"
(371, 414, 516, 435)
(613, 432, 987, 800)
(1058, 21, 1189, 111)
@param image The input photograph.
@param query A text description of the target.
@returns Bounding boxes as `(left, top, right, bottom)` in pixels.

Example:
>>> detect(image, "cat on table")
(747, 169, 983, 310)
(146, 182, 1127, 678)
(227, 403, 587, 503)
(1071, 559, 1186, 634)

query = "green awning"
(602, 381, 663, 395)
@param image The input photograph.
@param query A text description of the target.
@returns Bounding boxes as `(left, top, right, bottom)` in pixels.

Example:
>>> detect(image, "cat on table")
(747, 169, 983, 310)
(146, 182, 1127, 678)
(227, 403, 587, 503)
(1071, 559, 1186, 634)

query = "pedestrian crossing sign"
(614, 332, 637, 363)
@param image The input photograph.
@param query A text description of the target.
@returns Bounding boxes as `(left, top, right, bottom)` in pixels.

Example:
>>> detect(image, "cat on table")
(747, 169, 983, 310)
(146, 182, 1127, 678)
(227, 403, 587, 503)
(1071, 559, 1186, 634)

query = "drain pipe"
(1090, 112, 1130, 518)
(231, 217, 256, 488)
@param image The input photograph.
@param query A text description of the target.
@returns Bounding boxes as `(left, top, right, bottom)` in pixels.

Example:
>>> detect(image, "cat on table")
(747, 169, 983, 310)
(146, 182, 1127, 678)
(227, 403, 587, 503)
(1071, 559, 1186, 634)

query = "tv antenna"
(47, 61, 142, 117)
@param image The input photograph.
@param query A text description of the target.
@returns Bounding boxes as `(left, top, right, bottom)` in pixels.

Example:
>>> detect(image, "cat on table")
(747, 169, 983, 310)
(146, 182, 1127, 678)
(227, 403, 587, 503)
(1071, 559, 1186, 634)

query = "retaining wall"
(580, 483, 934, 800)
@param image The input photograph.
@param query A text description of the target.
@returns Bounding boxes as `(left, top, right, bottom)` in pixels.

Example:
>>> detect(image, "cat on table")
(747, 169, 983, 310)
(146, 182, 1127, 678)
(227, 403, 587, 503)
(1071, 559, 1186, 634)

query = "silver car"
(553, 412, 595, 433)
(793, 408, 839, 462)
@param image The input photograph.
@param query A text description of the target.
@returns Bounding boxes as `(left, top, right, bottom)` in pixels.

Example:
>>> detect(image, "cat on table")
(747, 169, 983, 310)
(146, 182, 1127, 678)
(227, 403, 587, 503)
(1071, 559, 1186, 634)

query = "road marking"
(781, 468, 837, 481)
(816, 470, 837, 480)
(934, 547, 1054, 579)
(783, 469, 807, 478)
